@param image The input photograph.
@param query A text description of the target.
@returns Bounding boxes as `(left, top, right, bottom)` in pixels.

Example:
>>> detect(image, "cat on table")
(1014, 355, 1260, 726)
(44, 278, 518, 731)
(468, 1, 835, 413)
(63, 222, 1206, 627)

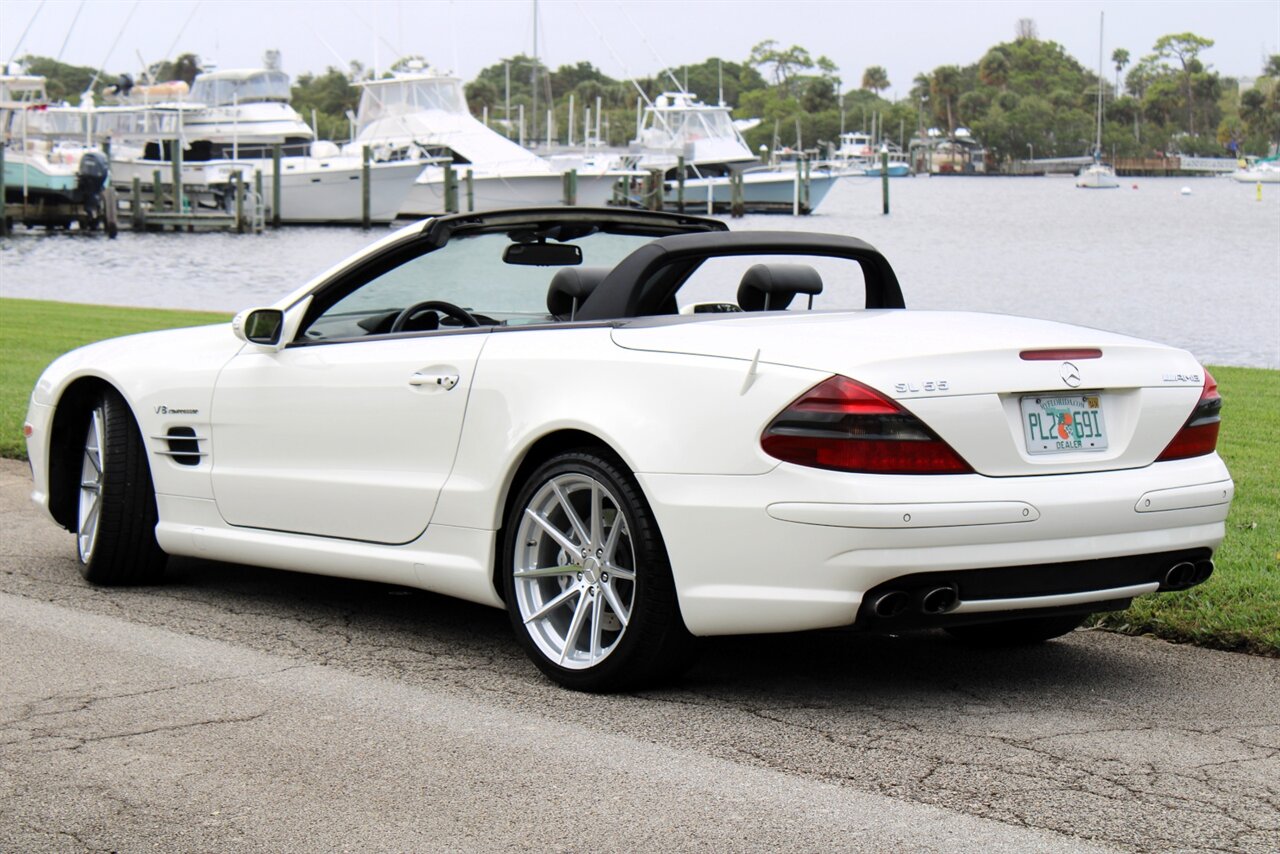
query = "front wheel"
(944, 614, 1087, 646)
(76, 388, 167, 584)
(503, 450, 690, 692)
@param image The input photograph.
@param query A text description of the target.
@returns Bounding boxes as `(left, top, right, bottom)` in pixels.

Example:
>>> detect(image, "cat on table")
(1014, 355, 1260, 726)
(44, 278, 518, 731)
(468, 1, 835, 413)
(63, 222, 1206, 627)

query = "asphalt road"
(1, 458, 1277, 853)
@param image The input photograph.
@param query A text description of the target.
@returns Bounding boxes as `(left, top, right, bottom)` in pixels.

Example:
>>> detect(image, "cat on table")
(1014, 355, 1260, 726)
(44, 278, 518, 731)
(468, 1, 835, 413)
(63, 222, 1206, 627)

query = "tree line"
(16, 24, 1280, 164)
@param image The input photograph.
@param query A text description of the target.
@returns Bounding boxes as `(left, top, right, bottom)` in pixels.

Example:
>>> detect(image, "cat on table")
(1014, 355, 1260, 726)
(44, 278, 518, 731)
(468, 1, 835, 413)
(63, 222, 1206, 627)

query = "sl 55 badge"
(894, 380, 949, 393)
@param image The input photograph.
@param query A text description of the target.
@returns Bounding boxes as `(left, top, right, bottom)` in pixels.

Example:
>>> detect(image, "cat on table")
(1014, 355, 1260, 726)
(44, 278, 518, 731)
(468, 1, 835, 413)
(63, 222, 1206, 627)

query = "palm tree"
(930, 66, 962, 136)
(861, 65, 890, 95)
(1111, 48, 1130, 97)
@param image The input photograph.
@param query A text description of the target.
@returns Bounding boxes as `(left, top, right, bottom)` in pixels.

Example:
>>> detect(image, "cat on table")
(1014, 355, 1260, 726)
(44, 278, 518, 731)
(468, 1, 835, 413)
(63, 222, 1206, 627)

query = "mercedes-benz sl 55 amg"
(24, 208, 1233, 690)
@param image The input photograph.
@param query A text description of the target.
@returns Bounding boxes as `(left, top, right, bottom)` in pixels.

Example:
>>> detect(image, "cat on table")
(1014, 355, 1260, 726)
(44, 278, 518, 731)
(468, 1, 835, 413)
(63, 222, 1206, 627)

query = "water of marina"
(2, 175, 1277, 369)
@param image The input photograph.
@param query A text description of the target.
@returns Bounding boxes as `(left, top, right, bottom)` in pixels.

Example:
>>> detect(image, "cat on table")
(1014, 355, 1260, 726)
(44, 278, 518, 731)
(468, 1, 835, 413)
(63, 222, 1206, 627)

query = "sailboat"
(1077, 12, 1120, 189)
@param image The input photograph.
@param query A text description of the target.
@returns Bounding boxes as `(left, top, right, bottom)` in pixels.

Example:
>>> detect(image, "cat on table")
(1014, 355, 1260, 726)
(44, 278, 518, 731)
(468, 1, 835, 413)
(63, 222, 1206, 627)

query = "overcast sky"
(3, 0, 1278, 100)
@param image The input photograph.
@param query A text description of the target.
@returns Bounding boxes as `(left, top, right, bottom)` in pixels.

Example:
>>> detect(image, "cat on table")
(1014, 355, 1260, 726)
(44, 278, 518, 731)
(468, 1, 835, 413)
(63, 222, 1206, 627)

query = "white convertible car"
(25, 208, 1233, 690)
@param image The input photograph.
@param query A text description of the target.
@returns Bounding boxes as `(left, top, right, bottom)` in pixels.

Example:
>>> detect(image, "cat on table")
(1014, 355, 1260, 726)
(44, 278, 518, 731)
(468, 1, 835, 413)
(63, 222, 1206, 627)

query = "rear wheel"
(503, 450, 690, 692)
(76, 388, 167, 584)
(944, 614, 1087, 646)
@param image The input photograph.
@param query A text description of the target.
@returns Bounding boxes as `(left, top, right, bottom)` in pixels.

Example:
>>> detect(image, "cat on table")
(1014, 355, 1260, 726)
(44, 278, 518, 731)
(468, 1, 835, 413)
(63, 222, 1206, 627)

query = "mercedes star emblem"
(1060, 361, 1082, 388)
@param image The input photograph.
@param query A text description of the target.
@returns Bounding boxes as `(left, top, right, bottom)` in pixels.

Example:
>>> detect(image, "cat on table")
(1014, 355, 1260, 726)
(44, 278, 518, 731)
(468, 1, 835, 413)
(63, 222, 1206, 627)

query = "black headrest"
(547, 266, 610, 319)
(737, 264, 824, 311)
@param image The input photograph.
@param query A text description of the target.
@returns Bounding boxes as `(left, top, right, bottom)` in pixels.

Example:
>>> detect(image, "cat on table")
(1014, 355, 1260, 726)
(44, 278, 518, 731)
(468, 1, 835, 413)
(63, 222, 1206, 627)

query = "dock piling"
(561, 169, 577, 206)
(361, 145, 371, 229)
(271, 144, 282, 228)
(234, 171, 245, 234)
(881, 149, 890, 215)
(677, 156, 685, 213)
(444, 164, 457, 214)
(730, 171, 744, 218)
(0, 144, 7, 235)
(131, 177, 143, 230)
(466, 169, 475, 212)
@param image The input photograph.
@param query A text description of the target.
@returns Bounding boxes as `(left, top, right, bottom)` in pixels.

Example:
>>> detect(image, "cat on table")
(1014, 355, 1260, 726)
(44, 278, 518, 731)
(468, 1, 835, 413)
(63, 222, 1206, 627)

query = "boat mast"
(1094, 11, 1104, 157)
(530, 0, 538, 147)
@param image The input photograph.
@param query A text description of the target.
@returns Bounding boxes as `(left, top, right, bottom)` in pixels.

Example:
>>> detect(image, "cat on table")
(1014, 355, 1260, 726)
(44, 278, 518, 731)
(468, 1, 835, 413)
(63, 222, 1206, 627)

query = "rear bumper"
(638, 454, 1232, 636)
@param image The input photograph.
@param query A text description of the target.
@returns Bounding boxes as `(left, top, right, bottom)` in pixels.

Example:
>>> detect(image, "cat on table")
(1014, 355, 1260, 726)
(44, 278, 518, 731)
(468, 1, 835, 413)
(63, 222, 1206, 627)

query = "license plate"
(1020, 393, 1108, 454)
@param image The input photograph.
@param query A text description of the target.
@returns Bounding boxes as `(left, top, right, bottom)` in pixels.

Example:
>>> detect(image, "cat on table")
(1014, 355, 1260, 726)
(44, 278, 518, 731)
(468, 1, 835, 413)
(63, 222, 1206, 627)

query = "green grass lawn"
(1091, 365, 1280, 656)
(1, 297, 1276, 654)
(1, 298, 229, 458)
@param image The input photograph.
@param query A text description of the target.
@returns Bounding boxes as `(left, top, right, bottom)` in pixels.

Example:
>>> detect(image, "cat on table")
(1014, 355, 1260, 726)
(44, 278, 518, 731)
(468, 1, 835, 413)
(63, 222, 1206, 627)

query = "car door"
(209, 329, 487, 544)
(208, 231, 500, 546)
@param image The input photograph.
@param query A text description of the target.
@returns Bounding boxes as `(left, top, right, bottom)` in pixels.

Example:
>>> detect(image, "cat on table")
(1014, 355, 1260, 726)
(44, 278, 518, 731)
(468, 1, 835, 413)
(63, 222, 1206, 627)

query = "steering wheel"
(390, 300, 481, 333)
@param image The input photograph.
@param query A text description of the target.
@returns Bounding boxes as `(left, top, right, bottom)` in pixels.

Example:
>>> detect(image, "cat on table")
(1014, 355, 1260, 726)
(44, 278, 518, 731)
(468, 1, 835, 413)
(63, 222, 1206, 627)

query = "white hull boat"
(670, 168, 839, 210)
(1076, 162, 1120, 189)
(400, 166, 619, 216)
(1229, 162, 1280, 183)
(110, 154, 423, 223)
(632, 92, 840, 212)
(348, 68, 632, 217)
(1078, 14, 1120, 190)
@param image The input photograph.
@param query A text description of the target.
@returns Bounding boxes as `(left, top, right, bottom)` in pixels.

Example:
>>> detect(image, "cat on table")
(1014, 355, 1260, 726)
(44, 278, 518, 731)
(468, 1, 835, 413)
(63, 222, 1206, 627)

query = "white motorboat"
(1229, 159, 1280, 183)
(2, 75, 114, 231)
(105, 68, 422, 224)
(820, 131, 911, 177)
(632, 91, 839, 212)
(348, 68, 627, 215)
(1076, 13, 1120, 189)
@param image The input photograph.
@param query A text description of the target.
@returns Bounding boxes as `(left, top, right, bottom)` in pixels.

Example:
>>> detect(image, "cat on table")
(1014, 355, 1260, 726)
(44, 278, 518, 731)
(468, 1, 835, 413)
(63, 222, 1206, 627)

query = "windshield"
(357, 78, 466, 127)
(190, 71, 291, 106)
(642, 106, 743, 149)
(303, 230, 655, 341)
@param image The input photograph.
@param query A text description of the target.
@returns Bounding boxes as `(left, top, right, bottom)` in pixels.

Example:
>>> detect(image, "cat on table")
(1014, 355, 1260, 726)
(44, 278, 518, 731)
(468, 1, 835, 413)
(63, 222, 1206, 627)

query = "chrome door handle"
(408, 372, 459, 390)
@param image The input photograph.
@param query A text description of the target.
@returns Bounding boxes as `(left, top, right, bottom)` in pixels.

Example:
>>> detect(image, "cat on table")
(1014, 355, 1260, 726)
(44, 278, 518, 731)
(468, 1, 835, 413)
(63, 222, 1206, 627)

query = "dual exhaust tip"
(870, 584, 959, 619)
(871, 557, 1215, 619)
(1161, 559, 1214, 591)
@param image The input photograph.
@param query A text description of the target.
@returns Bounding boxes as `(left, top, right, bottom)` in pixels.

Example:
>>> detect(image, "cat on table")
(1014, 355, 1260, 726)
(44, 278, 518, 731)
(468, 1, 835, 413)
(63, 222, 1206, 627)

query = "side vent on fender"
(153, 427, 205, 466)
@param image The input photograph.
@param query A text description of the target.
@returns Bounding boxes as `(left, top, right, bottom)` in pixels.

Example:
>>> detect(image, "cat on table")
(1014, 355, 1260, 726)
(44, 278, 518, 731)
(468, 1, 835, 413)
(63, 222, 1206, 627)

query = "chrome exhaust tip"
(920, 585, 959, 615)
(871, 590, 911, 619)
(1192, 559, 1215, 584)
(1162, 561, 1197, 590)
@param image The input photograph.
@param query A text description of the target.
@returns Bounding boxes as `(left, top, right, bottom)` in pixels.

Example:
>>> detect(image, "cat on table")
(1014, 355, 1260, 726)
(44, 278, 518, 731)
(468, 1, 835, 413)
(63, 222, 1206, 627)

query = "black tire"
(944, 614, 1087, 646)
(503, 449, 692, 692)
(75, 387, 167, 584)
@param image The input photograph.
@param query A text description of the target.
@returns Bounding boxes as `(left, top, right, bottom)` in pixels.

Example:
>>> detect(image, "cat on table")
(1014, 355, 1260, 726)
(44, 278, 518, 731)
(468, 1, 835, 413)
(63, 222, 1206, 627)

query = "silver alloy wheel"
(77, 406, 105, 563)
(513, 472, 637, 670)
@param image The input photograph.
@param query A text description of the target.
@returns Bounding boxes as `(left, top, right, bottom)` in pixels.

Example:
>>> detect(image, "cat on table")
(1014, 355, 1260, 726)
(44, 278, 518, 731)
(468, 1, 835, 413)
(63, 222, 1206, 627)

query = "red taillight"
(761, 376, 973, 474)
(1156, 370, 1221, 461)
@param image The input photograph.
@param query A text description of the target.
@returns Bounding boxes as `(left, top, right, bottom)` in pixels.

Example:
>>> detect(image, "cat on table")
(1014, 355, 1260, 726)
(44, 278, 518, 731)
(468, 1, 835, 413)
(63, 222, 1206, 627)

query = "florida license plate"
(1021, 393, 1108, 454)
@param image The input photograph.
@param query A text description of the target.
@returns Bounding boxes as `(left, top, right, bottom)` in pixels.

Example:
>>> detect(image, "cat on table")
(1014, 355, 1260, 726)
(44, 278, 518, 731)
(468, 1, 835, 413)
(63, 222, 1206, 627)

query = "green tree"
(19, 55, 101, 104)
(930, 65, 962, 134)
(1152, 32, 1215, 133)
(1111, 48, 1130, 95)
(860, 65, 889, 94)
(978, 49, 1010, 89)
(748, 40, 814, 95)
(291, 67, 359, 141)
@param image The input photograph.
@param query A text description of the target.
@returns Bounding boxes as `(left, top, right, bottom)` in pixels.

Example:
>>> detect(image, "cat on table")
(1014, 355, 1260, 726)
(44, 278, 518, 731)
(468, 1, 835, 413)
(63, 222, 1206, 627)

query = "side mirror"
(232, 308, 284, 346)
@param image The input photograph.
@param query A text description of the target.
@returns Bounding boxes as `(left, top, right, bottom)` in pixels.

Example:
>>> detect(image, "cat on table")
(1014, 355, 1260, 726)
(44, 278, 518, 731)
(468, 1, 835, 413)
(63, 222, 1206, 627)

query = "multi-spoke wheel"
(77, 405, 106, 563)
(504, 450, 690, 691)
(74, 388, 166, 585)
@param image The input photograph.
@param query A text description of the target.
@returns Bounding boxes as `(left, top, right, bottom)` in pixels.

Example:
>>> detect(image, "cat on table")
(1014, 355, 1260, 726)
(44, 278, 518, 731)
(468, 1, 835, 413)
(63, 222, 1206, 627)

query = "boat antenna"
(55, 0, 86, 64)
(156, 1, 201, 74)
(6, 0, 46, 66)
(86, 0, 140, 96)
(571, 1, 661, 113)
(717, 59, 723, 106)
(618, 4, 690, 95)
